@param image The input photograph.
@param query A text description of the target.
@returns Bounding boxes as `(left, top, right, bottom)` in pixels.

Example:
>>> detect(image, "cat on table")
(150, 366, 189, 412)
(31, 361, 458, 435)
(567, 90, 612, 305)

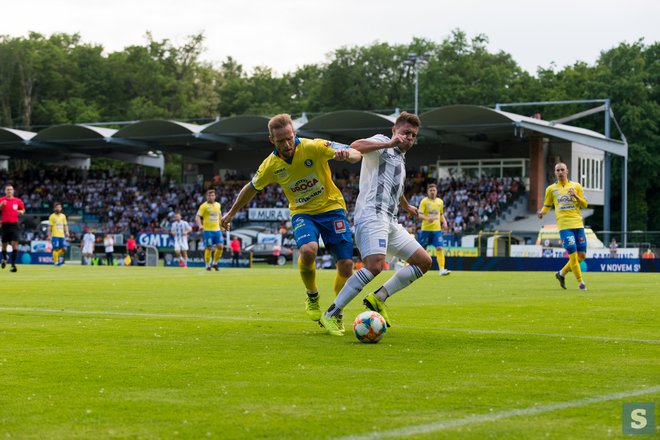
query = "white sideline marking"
(1, 307, 659, 344)
(333, 385, 660, 440)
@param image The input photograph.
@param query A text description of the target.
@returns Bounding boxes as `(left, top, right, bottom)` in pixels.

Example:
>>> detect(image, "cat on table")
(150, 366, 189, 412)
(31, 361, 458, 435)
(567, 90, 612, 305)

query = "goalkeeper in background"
(538, 162, 589, 291)
(47, 202, 69, 266)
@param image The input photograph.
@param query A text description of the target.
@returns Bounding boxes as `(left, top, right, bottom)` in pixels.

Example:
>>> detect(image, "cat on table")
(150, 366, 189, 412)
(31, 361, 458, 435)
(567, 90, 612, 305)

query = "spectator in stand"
(642, 248, 655, 259)
(230, 236, 241, 267)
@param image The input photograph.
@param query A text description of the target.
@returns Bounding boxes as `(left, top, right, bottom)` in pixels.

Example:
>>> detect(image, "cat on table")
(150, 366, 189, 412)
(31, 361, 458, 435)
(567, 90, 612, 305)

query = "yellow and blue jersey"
(542, 181, 588, 230)
(48, 213, 67, 238)
(251, 137, 347, 216)
(196, 202, 222, 231)
(419, 197, 444, 231)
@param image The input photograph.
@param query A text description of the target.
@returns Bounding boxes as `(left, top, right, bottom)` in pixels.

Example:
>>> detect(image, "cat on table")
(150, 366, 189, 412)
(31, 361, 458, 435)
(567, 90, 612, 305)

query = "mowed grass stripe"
(2, 306, 659, 344)
(334, 385, 660, 440)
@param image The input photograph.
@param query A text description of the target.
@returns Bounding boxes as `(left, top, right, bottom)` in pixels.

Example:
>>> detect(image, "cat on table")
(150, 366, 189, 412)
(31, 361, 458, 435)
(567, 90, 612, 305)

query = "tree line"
(0, 30, 657, 230)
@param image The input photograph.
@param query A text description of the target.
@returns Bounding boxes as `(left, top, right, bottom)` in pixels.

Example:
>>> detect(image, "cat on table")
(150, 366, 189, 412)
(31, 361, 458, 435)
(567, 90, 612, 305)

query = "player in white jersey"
(320, 112, 432, 335)
(81, 228, 96, 265)
(170, 212, 192, 267)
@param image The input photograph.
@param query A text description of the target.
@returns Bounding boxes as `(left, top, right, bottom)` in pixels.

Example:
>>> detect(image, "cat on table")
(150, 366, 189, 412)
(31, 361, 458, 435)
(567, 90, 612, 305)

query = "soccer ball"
(353, 311, 387, 343)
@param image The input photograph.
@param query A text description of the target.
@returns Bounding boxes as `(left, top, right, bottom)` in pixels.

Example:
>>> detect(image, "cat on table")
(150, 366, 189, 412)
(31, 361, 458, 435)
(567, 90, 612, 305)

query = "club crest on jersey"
(333, 220, 347, 233)
(304, 159, 313, 167)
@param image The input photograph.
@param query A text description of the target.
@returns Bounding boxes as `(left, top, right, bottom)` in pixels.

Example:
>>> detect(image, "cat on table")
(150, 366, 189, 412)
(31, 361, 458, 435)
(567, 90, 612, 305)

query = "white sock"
(325, 268, 374, 317)
(378, 265, 425, 299)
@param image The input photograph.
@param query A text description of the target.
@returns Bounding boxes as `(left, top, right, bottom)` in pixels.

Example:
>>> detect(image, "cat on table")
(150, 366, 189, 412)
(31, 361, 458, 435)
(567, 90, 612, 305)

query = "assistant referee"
(0, 184, 25, 273)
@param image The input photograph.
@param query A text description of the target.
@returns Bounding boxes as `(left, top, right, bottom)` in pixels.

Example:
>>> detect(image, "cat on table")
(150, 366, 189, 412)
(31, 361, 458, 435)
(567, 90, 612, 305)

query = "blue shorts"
(418, 230, 444, 248)
(51, 237, 65, 250)
(560, 228, 587, 254)
(203, 231, 224, 247)
(291, 209, 353, 261)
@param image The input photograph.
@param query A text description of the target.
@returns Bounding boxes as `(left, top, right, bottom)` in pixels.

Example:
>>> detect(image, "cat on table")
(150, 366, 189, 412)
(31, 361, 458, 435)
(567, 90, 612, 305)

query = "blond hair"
(268, 114, 294, 137)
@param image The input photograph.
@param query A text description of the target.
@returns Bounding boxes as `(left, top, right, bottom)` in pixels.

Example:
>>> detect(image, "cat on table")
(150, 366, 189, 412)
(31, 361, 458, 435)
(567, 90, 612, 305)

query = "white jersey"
(82, 232, 95, 251)
(353, 134, 407, 224)
(171, 220, 191, 243)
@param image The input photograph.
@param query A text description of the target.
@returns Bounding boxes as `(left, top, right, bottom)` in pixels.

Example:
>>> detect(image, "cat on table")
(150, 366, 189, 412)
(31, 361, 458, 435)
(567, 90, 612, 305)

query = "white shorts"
(355, 218, 422, 261)
(174, 240, 189, 252)
(82, 245, 94, 255)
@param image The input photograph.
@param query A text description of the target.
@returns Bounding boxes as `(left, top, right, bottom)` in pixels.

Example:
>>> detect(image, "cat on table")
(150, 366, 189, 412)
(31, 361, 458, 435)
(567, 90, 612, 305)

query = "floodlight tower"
(404, 53, 430, 115)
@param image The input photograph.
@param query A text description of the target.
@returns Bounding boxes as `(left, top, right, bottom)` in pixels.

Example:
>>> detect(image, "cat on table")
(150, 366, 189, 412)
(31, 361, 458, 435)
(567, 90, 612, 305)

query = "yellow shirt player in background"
(221, 113, 361, 331)
(47, 202, 69, 266)
(538, 162, 589, 290)
(196, 189, 224, 271)
(417, 183, 450, 276)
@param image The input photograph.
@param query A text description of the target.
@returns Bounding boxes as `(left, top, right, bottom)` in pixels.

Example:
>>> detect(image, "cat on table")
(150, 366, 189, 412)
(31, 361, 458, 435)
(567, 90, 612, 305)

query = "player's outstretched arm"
(332, 148, 361, 164)
(351, 133, 406, 154)
(220, 183, 258, 231)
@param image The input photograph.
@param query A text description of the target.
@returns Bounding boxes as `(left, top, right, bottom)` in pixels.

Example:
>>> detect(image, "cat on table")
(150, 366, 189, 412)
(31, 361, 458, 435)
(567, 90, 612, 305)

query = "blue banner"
(137, 233, 174, 248)
(442, 257, 658, 273)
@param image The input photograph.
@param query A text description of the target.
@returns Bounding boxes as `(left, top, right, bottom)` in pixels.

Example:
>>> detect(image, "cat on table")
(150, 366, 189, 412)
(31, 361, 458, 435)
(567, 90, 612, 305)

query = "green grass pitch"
(1, 266, 658, 439)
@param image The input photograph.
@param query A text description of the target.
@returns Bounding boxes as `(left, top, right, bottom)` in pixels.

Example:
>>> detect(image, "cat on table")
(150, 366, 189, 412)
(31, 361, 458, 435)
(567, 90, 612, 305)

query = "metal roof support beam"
(550, 105, 607, 125)
(515, 121, 627, 157)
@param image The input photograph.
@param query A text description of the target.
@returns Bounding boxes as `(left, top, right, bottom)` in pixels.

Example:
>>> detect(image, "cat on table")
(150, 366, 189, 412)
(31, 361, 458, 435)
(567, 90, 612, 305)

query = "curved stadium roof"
(0, 106, 627, 166)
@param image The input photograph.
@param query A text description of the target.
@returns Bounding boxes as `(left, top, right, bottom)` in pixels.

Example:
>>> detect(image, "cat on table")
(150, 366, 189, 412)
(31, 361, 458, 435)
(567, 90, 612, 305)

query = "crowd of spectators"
(1, 166, 522, 243)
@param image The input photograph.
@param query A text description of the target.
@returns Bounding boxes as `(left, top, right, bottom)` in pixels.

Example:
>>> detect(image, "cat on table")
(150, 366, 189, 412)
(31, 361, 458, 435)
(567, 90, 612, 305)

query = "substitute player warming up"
(538, 162, 589, 291)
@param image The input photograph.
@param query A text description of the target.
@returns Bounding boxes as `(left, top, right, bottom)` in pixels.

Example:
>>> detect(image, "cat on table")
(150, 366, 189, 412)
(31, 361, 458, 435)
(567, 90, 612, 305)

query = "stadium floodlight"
(403, 52, 431, 115)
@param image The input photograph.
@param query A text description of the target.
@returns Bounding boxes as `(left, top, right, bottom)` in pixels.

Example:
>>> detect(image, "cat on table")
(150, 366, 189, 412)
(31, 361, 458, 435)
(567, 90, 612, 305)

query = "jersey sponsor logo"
(304, 159, 313, 167)
(288, 177, 320, 193)
(294, 187, 325, 205)
(333, 220, 347, 234)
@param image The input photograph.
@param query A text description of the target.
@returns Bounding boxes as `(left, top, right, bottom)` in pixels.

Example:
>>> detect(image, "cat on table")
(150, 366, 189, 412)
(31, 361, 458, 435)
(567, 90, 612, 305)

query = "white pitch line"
(332, 385, 660, 440)
(399, 324, 660, 345)
(1, 307, 659, 344)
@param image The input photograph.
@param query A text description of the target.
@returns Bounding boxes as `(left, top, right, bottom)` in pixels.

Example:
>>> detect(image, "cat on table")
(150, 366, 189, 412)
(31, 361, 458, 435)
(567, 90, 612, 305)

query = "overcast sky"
(2, 0, 658, 75)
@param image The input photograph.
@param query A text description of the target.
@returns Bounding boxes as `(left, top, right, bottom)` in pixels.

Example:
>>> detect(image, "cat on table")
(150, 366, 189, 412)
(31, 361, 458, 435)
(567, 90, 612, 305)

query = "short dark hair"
(206, 189, 215, 195)
(427, 183, 437, 190)
(395, 111, 420, 128)
(54, 202, 62, 208)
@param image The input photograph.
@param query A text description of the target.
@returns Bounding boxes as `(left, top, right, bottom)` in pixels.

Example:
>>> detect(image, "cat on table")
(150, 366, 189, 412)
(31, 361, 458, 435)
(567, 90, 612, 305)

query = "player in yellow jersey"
(196, 189, 224, 271)
(221, 114, 361, 331)
(538, 162, 589, 290)
(47, 202, 69, 266)
(417, 183, 450, 276)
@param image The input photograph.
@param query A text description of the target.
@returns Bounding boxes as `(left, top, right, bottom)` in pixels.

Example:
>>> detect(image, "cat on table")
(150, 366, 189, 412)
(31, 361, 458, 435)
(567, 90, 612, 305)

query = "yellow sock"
(213, 248, 223, 264)
(52, 249, 59, 264)
(437, 248, 445, 270)
(298, 256, 317, 293)
(560, 261, 572, 276)
(333, 272, 350, 297)
(204, 248, 212, 265)
(569, 252, 583, 283)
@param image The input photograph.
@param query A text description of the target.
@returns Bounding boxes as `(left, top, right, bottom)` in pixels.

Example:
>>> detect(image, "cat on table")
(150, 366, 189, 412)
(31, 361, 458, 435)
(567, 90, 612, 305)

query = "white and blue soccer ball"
(353, 311, 387, 343)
